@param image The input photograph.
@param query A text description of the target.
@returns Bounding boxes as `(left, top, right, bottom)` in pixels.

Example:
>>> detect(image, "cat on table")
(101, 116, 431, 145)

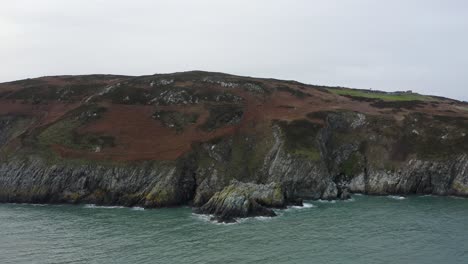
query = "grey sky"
(1, 0, 467, 100)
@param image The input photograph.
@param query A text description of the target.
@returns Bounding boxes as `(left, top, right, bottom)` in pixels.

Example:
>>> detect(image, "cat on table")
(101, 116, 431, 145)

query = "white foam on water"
(254, 216, 273, 221)
(192, 213, 220, 224)
(419, 194, 433, 198)
(387, 195, 406, 200)
(317, 199, 336, 204)
(344, 198, 355, 202)
(8, 203, 49, 207)
(302, 202, 315, 208)
(216, 221, 238, 226)
(235, 218, 249, 224)
(192, 213, 275, 225)
(273, 209, 285, 216)
(417, 194, 465, 199)
(84, 204, 126, 209)
(287, 203, 315, 210)
(131, 207, 145, 211)
(353, 193, 364, 196)
(192, 213, 211, 222)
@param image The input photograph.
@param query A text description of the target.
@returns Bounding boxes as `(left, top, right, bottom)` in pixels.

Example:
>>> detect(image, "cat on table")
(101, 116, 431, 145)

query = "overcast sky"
(1, 0, 467, 100)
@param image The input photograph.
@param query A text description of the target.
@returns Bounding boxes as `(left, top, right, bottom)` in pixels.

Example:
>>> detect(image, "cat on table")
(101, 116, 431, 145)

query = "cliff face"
(0, 71, 467, 222)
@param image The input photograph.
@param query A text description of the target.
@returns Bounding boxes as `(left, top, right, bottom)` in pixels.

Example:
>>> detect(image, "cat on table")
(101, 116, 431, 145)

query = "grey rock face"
(320, 112, 468, 197)
(0, 158, 195, 207)
(355, 155, 468, 196)
(194, 180, 285, 223)
(262, 127, 335, 200)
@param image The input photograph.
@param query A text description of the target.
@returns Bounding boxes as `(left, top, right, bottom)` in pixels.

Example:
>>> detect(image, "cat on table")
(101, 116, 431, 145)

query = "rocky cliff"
(0, 71, 467, 222)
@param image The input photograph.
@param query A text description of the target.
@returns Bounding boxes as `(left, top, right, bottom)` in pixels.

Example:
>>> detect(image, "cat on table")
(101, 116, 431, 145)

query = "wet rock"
(321, 182, 338, 200)
(338, 188, 351, 200)
(194, 180, 285, 223)
(288, 198, 304, 206)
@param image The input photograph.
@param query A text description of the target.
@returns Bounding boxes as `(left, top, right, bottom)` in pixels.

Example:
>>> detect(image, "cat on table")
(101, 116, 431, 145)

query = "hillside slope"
(0, 71, 467, 222)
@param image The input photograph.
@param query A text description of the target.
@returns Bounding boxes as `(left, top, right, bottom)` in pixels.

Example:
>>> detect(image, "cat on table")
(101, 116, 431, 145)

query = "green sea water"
(1, 195, 467, 264)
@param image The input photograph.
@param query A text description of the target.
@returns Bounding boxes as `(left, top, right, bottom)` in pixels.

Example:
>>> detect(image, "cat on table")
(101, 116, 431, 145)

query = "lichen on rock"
(194, 180, 285, 223)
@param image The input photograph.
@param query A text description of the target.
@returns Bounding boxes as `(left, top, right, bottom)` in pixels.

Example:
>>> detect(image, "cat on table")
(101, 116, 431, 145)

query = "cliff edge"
(0, 71, 467, 222)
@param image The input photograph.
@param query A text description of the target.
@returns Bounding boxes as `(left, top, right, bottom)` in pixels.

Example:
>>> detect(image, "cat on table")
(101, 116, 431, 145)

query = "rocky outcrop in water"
(194, 180, 285, 222)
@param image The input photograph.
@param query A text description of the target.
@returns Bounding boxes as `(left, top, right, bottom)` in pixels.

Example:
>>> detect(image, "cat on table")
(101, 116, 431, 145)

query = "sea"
(1, 195, 467, 264)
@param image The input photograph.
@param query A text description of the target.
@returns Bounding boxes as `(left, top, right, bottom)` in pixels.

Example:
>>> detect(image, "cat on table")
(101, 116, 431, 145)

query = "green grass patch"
(328, 88, 435, 102)
(37, 119, 81, 148)
(37, 118, 115, 151)
(27, 104, 115, 157)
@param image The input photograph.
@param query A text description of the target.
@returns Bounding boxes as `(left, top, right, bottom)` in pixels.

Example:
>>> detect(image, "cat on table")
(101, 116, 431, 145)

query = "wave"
(316, 198, 355, 203)
(192, 213, 212, 222)
(387, 195, 406, 200)
(17, 203, 49, 207)
(418, 194, 433, 198)
(6, 202, 65, 207)
(317, 199, 336, 204)
(191, 213, 239, 225)
(253, 216, 273, 221)
(85, 204, 147, 210)
(83, 204, 126, 209)
(192, 213, 275, 225)
(419, 195, 466, 200)
(287, 203, 315, 210)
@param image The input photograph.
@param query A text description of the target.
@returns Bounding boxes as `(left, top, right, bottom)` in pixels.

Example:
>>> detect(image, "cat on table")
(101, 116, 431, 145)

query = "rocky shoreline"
(1, 112, 467, 222)
(0, 72, 467, 223)
(0, 188, 465, 223)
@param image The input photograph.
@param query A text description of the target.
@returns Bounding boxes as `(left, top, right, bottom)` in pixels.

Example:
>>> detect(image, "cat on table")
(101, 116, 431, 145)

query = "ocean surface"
(1, 195, 467, 264)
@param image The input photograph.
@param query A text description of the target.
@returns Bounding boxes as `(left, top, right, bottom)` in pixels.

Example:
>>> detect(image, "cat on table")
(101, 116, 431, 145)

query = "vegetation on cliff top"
(0, 71, 466, 164)
(327, 88, 436, 102)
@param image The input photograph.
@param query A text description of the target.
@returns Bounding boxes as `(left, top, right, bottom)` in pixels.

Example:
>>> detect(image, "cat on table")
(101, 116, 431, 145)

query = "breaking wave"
(317, 199, 336, 204)
(287, 203, 315, 210)
(387, 195, 406, 200)
(84, 204, 126, 209)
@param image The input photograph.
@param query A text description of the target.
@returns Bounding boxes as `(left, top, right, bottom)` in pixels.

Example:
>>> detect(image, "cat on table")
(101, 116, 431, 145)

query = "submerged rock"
(194, 180, 285, 223)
